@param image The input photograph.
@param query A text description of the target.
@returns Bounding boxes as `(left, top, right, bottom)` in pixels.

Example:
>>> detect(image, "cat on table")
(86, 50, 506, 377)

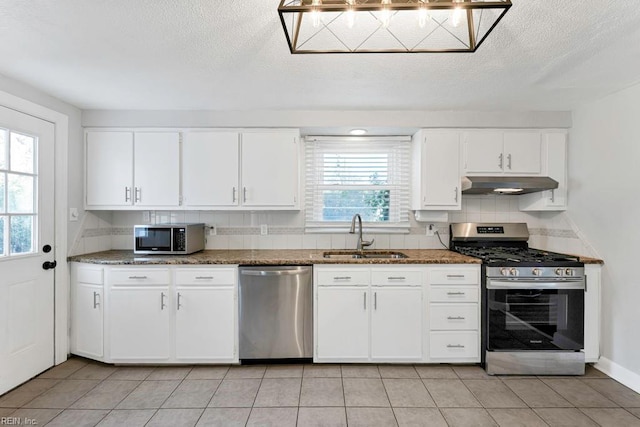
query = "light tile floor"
(1, 357, 639, 426)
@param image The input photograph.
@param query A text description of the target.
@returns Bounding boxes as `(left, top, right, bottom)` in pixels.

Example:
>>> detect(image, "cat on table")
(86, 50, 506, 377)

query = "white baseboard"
(594, 357, 640, 393)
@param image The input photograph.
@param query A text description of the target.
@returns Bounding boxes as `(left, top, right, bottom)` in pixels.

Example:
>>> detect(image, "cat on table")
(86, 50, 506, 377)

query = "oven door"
(134, 226, 173, 253)
(486, 278, 584, 351)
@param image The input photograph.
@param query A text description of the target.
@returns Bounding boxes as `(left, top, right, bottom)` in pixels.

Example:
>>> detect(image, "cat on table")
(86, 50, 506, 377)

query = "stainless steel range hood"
(461, 176, 559, 195)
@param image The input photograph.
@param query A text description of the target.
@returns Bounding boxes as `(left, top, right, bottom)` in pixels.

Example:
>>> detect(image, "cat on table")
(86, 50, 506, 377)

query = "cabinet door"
(133, 132, 180, 207)
(241, 131, 298, 208)
(73, 282, 103, 358)
(421, 132, 461, 208)
(183, 132, 240, 207)
(463, 132, 504, 174)
(316, 287, 369, 361)
(175, 287, 236, 361)
(371, 287, 422, 361)
(503, 132, 542, 174)
(86, 131, 133, 207)
(109, 287, 171, 361)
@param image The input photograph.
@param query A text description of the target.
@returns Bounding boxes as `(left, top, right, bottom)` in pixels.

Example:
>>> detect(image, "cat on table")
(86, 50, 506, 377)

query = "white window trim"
(304, 135, 411, 233)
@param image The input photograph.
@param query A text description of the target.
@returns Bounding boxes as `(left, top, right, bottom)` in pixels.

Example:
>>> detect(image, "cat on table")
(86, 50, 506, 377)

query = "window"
(0, 128, 37, 257)
(305, 136, 411, 231)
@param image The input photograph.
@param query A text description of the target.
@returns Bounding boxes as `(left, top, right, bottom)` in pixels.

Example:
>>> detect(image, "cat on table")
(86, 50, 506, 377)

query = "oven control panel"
(488, 266, 584, 280)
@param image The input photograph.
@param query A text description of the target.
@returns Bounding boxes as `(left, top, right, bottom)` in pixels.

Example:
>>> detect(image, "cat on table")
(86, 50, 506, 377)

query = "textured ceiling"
(0, 0, 639, 111)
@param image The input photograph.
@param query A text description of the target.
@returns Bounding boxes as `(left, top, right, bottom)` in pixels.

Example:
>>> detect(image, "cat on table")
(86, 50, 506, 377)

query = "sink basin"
(322, 251, 408, 260)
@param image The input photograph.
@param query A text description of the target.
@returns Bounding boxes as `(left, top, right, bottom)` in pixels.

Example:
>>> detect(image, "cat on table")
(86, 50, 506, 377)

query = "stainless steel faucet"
(349, 214, 374, 251)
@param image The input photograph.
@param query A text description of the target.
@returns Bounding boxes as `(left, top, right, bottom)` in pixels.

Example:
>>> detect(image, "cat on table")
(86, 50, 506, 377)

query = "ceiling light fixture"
(349, 129, 368, 135)
(278, 0, 512, 54)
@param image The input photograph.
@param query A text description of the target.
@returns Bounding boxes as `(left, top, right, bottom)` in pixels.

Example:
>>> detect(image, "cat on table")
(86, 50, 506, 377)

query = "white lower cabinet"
(584, 264, 602, 363)
(314, 266, 423, 363)
(70, 263, 238, 364)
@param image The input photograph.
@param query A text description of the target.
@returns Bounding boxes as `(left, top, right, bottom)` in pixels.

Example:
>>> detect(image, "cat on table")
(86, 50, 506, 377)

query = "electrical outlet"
(426, 224, 436, 236)
(260, 224, 268, 235)
(208, 226, 217, 236)
(69, 208, 79, 222)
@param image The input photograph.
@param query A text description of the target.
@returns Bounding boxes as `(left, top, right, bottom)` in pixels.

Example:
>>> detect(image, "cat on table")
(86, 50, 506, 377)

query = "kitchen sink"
(322, 251, 408, 260)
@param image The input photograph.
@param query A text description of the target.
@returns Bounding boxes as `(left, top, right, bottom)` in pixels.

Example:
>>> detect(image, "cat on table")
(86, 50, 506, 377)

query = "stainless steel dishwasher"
(239, 266, 312, 360)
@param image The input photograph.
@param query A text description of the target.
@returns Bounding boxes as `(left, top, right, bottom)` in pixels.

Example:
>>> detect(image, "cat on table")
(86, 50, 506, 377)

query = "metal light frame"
(278, 0, 512, 54)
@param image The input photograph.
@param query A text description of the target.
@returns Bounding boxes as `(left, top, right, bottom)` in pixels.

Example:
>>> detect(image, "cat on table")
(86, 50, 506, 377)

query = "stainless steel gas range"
(450, 223, 585, 376)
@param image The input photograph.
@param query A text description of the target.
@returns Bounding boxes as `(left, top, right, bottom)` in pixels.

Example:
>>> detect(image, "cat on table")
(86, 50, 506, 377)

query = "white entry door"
(0, 106, 55, 395)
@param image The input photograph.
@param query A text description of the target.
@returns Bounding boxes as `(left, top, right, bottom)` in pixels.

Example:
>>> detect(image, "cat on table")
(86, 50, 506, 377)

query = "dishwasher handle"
(241, 268, 309, 277)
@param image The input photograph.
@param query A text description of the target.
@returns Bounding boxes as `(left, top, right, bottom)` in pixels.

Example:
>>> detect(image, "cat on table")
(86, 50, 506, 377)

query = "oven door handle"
(486, 279, 585, 290)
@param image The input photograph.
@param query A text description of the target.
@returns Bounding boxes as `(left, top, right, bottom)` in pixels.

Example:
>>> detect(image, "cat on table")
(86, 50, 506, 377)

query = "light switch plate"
(69, 208, 79, 222)
(260, 224, 268, 235)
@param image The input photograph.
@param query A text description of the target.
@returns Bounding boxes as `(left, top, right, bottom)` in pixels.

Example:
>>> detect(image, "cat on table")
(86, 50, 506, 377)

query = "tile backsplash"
(69, 195, 596, 258)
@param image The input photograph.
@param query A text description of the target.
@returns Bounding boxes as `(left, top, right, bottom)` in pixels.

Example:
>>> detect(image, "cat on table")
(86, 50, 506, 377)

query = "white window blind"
(305, 136, 411, 232)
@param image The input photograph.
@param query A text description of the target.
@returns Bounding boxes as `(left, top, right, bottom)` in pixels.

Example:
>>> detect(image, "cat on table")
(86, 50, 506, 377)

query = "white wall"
(570, 82, 640, 378)
(0, 73, 83, 251)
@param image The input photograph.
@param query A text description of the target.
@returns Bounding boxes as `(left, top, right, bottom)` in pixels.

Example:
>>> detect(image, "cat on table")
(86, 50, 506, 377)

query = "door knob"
(42, 244, 52, 253)
(42, 260, 57, 270)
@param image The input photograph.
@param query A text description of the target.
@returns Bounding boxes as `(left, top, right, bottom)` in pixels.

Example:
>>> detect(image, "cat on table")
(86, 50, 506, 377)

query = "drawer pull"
(447, 316, 466, 320)
(195, 276, 214, 280)
(160, 292, 167, 310)
(333, 276, 352, 280)
(446, 274, 466, 279)
(387, 276, 406, 280)
(177, 292, 183, 310)
(446, 344, 465, 349)
(446, 292, 466, 296)
(93, 291, 100, 309)
(128, 275, 148, 279)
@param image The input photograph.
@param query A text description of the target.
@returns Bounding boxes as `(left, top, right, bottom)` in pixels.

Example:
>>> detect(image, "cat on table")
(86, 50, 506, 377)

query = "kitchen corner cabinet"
(182, 129, 299, 210)
(411, 130, 461, 210)
(584, 264, 601, 363)
(463, 130, 542, 175)
(314, 266, 423, 363)
(70, 264, 104, 359)
(519, 132, 568, 211)
(85, 131, 180, 209)
(70, 263, 238, 364)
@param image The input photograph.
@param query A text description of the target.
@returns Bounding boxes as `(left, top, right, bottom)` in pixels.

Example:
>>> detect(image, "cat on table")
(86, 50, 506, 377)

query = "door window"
(0, 128, 37, 256)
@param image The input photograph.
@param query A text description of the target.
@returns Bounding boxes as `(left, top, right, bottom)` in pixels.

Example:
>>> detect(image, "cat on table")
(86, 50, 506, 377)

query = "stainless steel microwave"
(133, 223, 205, 255)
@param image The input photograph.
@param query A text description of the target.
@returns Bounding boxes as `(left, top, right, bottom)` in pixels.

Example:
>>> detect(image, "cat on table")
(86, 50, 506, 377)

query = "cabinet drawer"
(175, 268, 236, 285)
(76, 267, 103, 285)
(371, 270, 421, 286)
(429, 268, 479, 285)
(316, 269, 370, 286)
(430, 304, 478, 330)
(430, 331, 479, 359)
(430, 286, 479, 303)
(110, 269, 170, 285)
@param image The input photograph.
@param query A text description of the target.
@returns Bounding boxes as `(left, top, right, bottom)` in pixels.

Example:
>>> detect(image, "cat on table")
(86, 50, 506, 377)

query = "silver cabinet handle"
(446, 274, 465, 279)
(93, 291, 100, 309)
(447, 291, 466, 296)
(374, 292, 377, 310)
(333, 276, 352, 280)
(454, 186, 458, 203)
(160, 292, 167, 310)
(177, 292, 182, 310)
(498, 153, 503, 169)
(243, 187, 247, 202)
(387, 277, 406, 280)
(232, 187, 236, 203)
(363, 292, 367, 310)
(447, 344, 465, 349)
(125, 187, 131, 203)
(128, 275, 148, 279)
(447, 316, 466, 320)
(134, 187, 141, 203)
(507, 153, 512, 169)
(195, 276, 214, 280)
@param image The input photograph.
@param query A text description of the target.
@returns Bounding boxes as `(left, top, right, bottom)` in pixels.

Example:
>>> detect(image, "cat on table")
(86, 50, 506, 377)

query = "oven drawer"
(316, 269, 370, 286)
(430, 331, 479, 359)
(430, 304, 478, 330)
(429, 268, 479, 285)
(430, 286, 479, 303)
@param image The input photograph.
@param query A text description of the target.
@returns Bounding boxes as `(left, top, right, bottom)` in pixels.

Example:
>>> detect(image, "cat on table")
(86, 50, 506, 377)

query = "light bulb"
(450, 0, 463, 28)
(346, 0, 356, 28)
(311, 0, 322, 28)
(380, 0, 392, 28)
(418, 7, 429, 28)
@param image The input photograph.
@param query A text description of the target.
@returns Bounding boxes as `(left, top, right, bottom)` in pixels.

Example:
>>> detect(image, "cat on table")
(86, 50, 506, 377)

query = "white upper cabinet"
(183, 131, 240, 207)
(463, 130, 542, 175)
(412, 130, 461, 210)
(519, 131, 568, 211)
(85, 131, 180, 209)
(241, 131, 299, 209)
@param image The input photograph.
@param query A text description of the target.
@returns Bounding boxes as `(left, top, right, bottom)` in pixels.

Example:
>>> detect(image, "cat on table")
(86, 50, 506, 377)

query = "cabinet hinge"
(179, 196, 183, 206)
